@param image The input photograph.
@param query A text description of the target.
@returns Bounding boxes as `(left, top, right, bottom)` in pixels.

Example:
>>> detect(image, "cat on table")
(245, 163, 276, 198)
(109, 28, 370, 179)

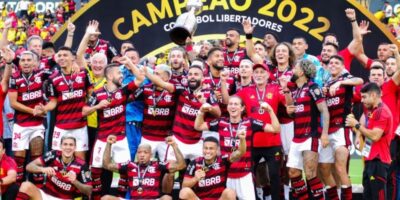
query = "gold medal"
(137, 187, 143, 194)
(201, 166, 209, 173)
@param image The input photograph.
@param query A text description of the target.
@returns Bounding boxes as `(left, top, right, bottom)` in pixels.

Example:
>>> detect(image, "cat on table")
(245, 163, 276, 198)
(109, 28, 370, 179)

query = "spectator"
(17, 0, 30, 19)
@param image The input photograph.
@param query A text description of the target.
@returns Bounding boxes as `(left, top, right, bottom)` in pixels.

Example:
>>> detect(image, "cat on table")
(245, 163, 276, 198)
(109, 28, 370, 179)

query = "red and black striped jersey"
(324, 73, 354, 134)
(118, 161, 169, 199)
(9, 70, 46, 126)
(208, 117, 264, 178)
(170, 70, 188, 87)
(87, 81, 138, 141)
(223, 47, 247, 76)
(173, 87, 218, 144)
(185, 155, 230, 200)
(137, 83, 178, 141)
(40, 151, 92, 199)
(291, 81, 325, 143)
(202, 73, 236, 116)
(48, 69, 92, 129)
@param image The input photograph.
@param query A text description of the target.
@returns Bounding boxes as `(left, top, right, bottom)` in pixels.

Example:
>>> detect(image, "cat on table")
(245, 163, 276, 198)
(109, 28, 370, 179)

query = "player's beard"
(188, 79, 201, 90)
(291, 74, 299, 83)
(213, 64, 224, 71)
(112, 77, 122, 87)
(386, 70, 395, 78)
(225, 38, 234, 48)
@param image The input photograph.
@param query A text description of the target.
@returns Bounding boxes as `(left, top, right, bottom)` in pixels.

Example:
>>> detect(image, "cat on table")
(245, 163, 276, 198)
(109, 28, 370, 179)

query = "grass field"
(349, 158, 363, 185)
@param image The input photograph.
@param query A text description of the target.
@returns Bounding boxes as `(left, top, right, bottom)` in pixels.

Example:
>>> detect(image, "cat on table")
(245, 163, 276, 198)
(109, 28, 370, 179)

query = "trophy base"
(170, 27, 191, 45)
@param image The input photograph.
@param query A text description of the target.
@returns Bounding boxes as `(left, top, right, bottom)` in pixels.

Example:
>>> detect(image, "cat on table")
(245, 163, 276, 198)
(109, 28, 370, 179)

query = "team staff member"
(102, 135, 186, 200)
(318, 55, 363, 200)
(82, 59, 144, 200)
(179, 136, 246, 200)
(194, 96, 280, 199)
(0, 138, 18, 200)
(284, 59, 329, 200)
(236, 63, 285, 200)
(16, 135, 93, 200)
(9, 51, 46, 186)
(346, 83, 393, 200)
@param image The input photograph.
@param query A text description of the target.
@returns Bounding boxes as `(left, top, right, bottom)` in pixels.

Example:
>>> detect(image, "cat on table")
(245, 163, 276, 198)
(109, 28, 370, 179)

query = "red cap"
(253, 63, 269, 72)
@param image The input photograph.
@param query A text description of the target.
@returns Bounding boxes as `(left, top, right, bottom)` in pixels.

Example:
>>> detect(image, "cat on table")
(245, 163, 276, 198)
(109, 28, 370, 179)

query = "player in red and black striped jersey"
(194, 96, 281, 199)
(143, 64, 221, 160)
(34, 47, 93, 161)
(102, 135, 186, 200)
(318, 55, 363, 200)
(283, 59, 329, 200)
(8, 51, 46, 186)
(82, 59, 144, 200)
(16, 135, 92, 200)
(203, 47, 237, 115)
(169, 46, 188, 86)
(135, 64, 179, 160)
(224, 28, 248, 76)
(180, 135, 246, 200)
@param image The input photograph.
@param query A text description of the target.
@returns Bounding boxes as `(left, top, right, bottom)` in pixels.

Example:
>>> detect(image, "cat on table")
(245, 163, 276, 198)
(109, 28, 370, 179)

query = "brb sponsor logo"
(22, 90, 42, 101)
(182, 104, 198, 116)
(199, 176, 221, 187)
(104, 105, 124, 118)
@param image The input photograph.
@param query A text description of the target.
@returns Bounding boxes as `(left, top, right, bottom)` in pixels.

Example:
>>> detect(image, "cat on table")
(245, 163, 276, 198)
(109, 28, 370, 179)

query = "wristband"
(245, 34, 253, 40)
(6, 61, 13, 65)
(355, 123, 361, 130)
(350, 19, 356, 22)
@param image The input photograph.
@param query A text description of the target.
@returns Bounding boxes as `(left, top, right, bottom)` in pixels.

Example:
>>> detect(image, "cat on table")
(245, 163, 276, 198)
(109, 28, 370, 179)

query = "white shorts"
(140, 137, 167, 160)
(286, 137, 321, 170)
(166, 136, 203, 161)
(319, 128, 350, 163)
(39, 189, 65, 200)
(91, 137, 131, 168)
(227, 173, 256, 200)
(52, 126, 88, 151)
(280, 122, 294, 155)
(12, 124, 44, 151)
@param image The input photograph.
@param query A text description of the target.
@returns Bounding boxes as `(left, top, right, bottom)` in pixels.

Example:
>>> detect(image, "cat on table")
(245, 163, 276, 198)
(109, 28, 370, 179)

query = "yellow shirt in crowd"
(86, 66, 106, 128)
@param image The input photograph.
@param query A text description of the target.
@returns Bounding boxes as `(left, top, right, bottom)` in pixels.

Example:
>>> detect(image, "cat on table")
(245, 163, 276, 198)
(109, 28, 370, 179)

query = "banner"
(53, 0, 398, 59)
(0, 0, 61, 13)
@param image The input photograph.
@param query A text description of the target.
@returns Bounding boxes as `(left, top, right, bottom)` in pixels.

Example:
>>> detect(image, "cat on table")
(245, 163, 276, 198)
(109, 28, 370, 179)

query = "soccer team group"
(0, 7, 399, 200)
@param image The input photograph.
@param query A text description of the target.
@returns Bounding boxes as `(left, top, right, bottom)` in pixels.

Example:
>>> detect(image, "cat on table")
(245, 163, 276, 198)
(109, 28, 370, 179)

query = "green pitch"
(349, 158, 363, 185)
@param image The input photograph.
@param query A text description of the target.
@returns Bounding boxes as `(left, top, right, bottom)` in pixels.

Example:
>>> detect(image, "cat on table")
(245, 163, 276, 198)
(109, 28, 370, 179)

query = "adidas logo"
(60, 82, 65, 86)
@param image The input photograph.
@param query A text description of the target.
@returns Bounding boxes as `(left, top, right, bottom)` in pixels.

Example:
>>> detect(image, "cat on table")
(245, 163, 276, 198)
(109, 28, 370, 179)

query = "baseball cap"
(253, 63, 269, 72)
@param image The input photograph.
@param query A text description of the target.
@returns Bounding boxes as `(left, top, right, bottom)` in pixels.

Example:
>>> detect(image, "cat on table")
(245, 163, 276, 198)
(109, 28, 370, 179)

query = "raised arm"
(260, 102, 281, 133)
(64, 20, 75, 48)
(229, 129, 247, 162)
(0, 19, 12, 48)
(389, 44, 400, 85)
(242, 19, 263, 64)
(1, 47, 14, 93)
(142, 66, 175, 93)
(165, 136, 186, 173)
(102, 135, 120, 172)
(195, 102, 216, 130)
(76, 20, 100, 67)
(345, 8, 363, 56)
